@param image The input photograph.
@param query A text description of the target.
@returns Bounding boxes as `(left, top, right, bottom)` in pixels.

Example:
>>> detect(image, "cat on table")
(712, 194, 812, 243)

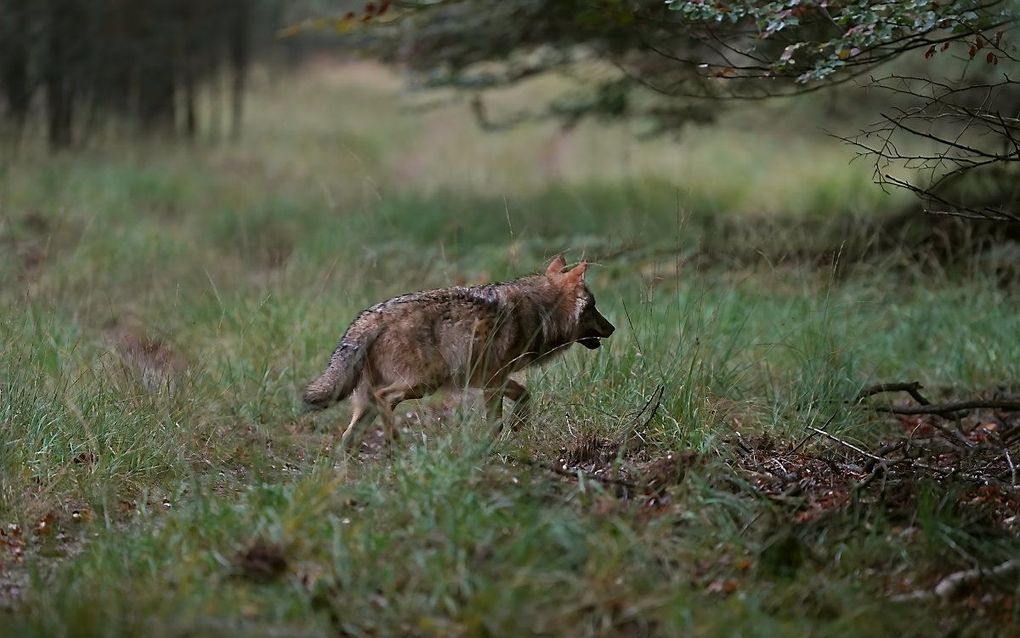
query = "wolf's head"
(545, 255, 615, 350)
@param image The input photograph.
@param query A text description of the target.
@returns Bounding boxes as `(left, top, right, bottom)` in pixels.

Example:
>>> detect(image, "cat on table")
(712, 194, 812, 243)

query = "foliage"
(664, 0, 1020, 221)
(297, 0, 1020, 220)
(667, 0, 1016, 82)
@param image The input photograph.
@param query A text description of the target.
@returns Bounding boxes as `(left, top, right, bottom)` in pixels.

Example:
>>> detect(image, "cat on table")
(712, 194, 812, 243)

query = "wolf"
(303, 256, 615, 451)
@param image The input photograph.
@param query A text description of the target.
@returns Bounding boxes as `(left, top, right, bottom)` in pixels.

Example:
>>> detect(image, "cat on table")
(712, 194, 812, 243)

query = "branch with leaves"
(290, 1, 1020, 221)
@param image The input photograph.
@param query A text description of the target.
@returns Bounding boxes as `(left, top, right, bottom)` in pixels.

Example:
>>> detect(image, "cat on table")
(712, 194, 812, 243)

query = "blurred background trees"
(0, 1, 386, 149)
(0, 0, 289, 148)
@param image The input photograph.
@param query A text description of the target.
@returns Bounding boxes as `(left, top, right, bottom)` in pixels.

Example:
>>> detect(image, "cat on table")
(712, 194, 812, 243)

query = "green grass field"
(1, 61, 1018, 636)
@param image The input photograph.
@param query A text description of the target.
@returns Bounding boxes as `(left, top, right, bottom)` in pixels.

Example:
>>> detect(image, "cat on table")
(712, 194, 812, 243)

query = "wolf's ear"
(546, 255, 567, 276)
(564, 260, 588, 282)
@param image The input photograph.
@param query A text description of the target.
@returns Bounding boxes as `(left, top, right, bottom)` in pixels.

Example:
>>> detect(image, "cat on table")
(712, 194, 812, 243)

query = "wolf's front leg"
(484, 379, 530, 438)
(503, 379, 530, 431)
(484, 388, 505, 437)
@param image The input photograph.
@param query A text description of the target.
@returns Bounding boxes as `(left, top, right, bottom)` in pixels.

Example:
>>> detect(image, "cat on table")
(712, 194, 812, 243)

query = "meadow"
(1, 60, 1018, 636)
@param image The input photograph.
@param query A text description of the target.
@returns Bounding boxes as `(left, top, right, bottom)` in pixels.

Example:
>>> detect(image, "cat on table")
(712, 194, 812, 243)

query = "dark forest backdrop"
(0, 0, 315, 147)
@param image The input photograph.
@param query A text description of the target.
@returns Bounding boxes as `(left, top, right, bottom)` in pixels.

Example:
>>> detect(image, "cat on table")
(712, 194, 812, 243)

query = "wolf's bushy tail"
(302, 323, 381, 409)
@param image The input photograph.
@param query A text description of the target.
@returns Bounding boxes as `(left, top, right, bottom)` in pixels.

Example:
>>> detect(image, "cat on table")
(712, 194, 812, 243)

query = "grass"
(1, 61, 1018, 636)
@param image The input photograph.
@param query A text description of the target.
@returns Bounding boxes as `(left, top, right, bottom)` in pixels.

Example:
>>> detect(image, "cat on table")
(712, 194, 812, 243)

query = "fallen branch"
(892, 559, 1020, 602)
(875, 399, 1020, 416)
(935, 560, 1020, 599)
(856, 380, 1020, 417)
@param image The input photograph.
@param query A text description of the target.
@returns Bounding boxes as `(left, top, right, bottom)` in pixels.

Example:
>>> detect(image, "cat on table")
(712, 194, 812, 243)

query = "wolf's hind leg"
(374, 383, 426, 443)
(503, 380, 530, 431)
(339, 387, 377, 452)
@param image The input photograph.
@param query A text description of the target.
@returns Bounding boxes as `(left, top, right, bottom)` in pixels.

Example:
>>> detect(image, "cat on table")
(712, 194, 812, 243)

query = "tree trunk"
(229, 0, 250, 141)
(135, 0, 177, 134)
(1, 0, 32, 136)
(180, 0, 199, 139)
(103, 0, 137, 116)
(46, 0, 77, 149)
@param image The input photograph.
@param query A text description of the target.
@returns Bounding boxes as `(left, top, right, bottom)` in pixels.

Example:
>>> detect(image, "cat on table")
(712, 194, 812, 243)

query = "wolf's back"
(303, 316, 381, 409)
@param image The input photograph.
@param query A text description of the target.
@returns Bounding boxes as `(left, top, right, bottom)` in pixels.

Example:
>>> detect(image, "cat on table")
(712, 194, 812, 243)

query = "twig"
(1006, 448, 1017, 489)
(935, 560, 1020, 599)
(863, 441, 906, 472)
(926, 420, 973, 448)
(790, 412, 838, 454)
(857, 381, 931, 405)
(501, 453, 638, 490)
(893, 560, 1020, 602)
(807, 427, 887, 462)
(619, 299, 645, 357)
(618, 385, 665, 454)
(853, 461, 888, 495)
(639, 385, 665, 430)
(731, 435, 753, 456)
(737, 511, 765, 537)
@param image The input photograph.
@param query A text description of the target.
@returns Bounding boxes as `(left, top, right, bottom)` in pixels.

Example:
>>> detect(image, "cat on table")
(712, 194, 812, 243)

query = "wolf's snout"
(596, 313, 615, 338)
(578, 310, 615, 349)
